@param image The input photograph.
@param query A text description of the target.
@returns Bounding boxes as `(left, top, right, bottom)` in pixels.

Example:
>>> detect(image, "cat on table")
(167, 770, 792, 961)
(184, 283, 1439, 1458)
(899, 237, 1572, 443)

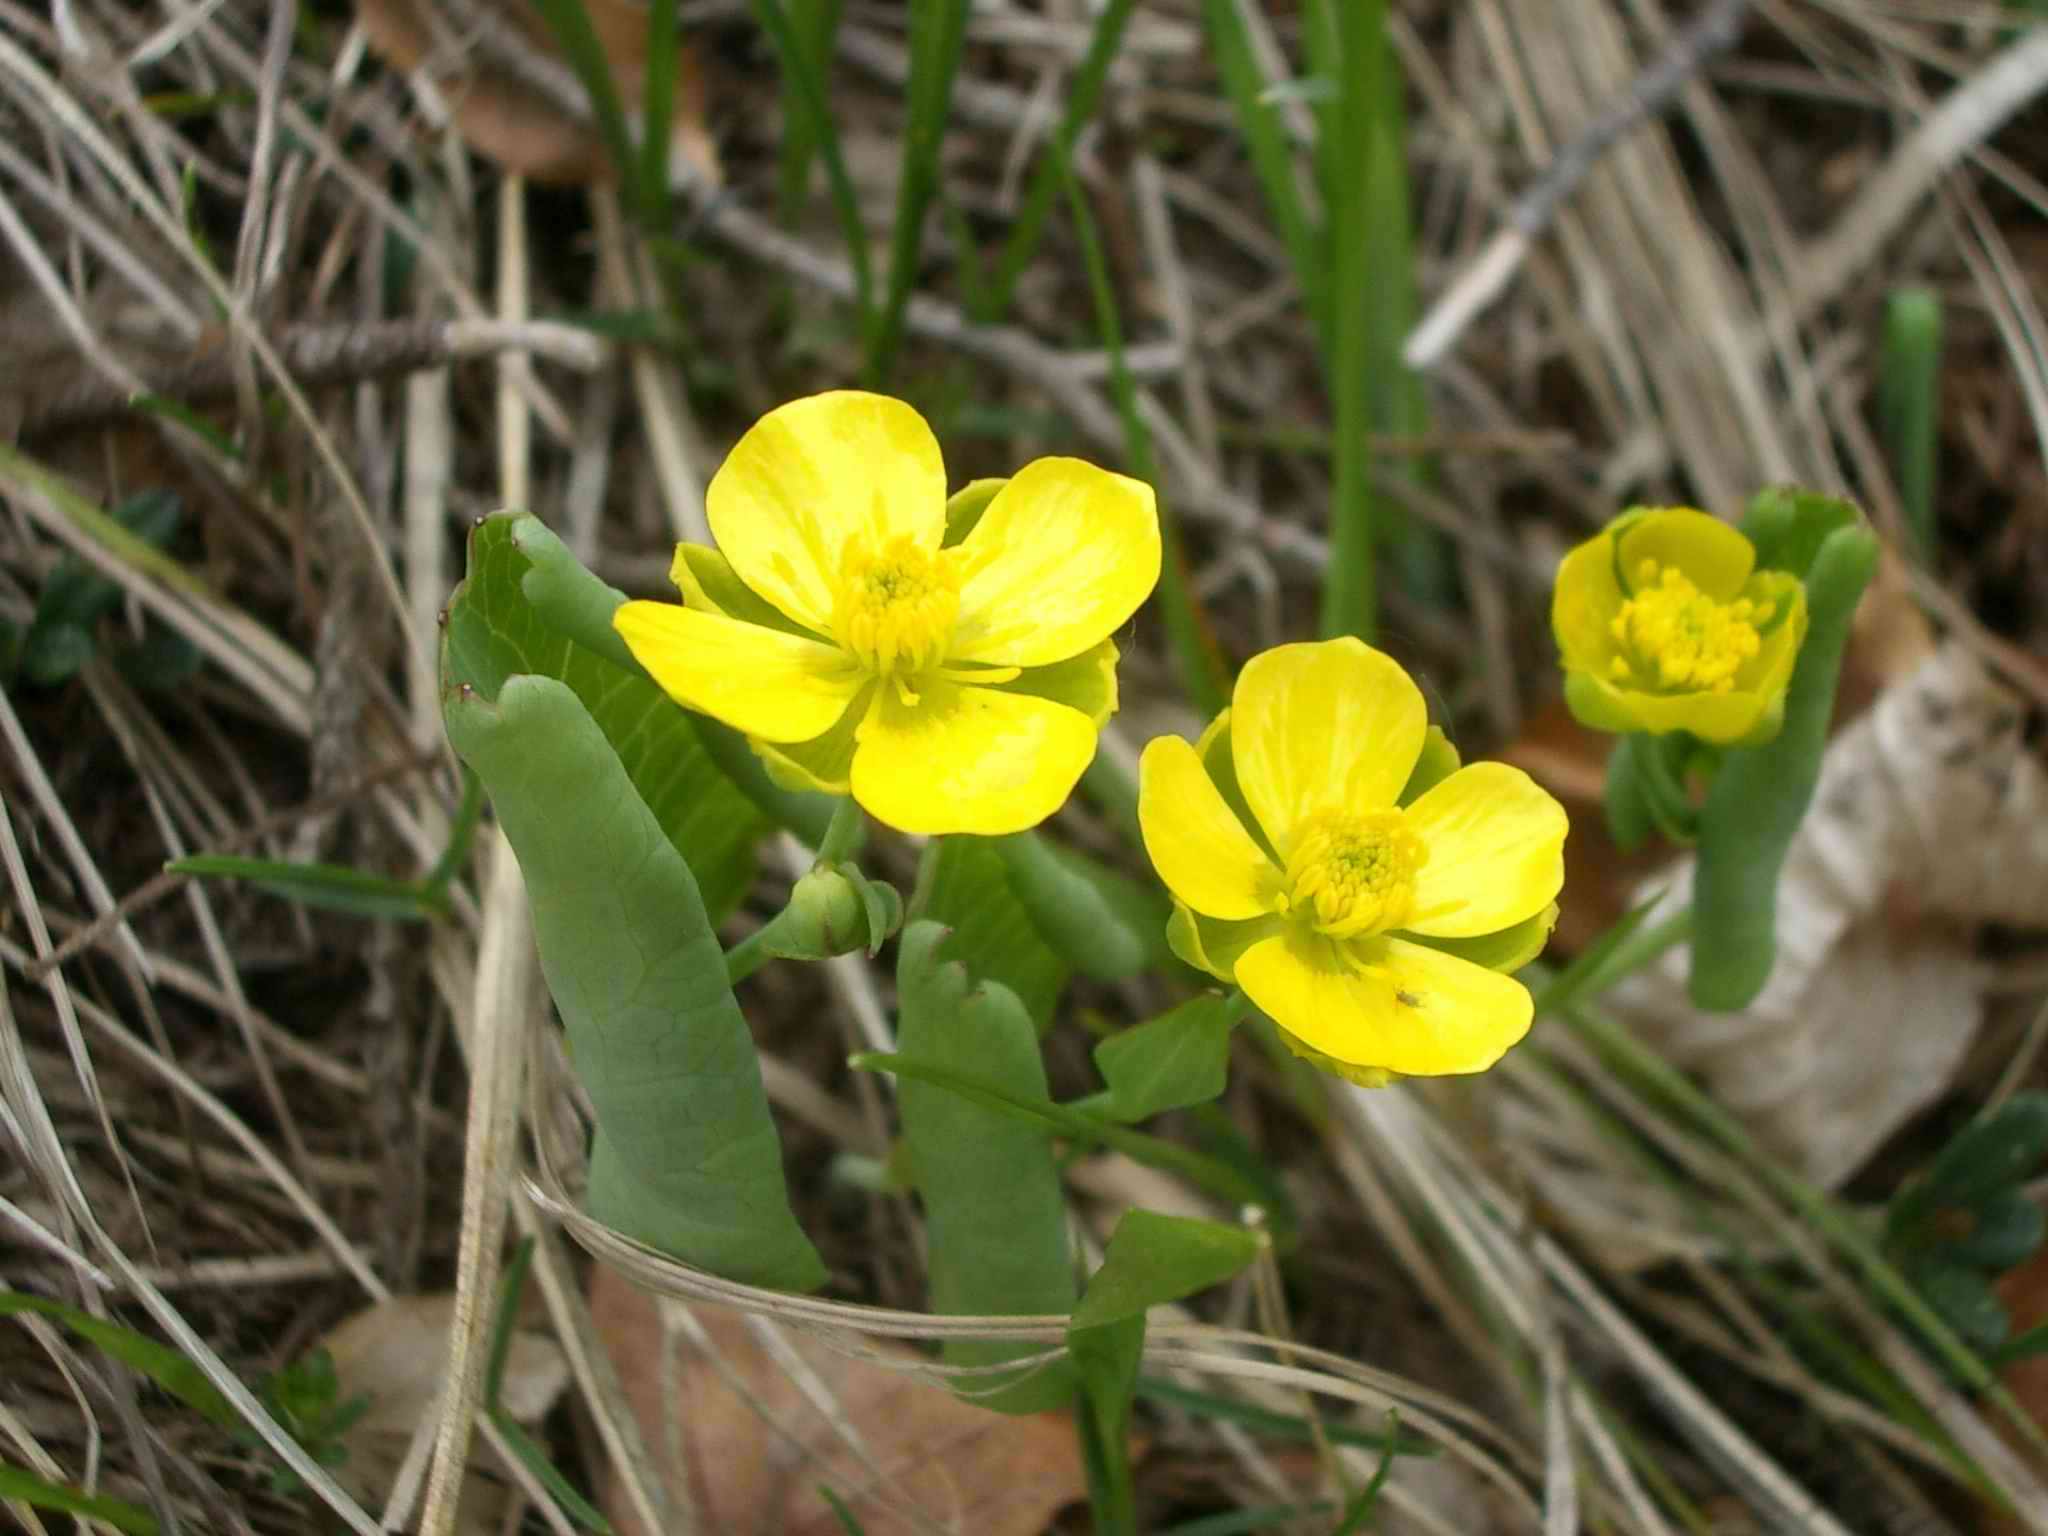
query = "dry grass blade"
(419, 832, 535, 1536)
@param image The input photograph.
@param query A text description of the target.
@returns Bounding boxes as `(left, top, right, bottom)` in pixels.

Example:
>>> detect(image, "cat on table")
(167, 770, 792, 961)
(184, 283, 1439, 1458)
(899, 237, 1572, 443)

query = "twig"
(1405, 0, 1750, 367)
(18, 317, 607, 439)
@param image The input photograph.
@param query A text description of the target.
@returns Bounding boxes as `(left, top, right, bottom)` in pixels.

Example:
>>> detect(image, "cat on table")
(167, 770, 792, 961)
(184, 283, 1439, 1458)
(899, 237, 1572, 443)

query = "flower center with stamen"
(1281, 810, 1428, 940)
(833, 535, 960, 682)
(1608, 560, 1768, 694)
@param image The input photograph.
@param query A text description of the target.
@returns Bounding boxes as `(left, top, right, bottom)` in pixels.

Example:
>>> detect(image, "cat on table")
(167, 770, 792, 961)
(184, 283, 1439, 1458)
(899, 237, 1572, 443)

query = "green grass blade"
(0, 1290, 234, 1427)
(638, 0, 682, 218)
(982, 0, 1140, 320)
(0, 1465, 158, 1535)
(487, 1412, 614, 1534)
(1332, 1413, 1400, 1535)
(1316, 0, 1388, 642)
(777, 0, 846, 220)
(864, 0, 970, 385)
(1200, 0, 1327, 340)
(751, 0, 873, 315)
(526, 0, 638, 207)
(165, 855, 446, 921)
(1058, 163, 1228, 716)
(816, 1485, 869, 1536)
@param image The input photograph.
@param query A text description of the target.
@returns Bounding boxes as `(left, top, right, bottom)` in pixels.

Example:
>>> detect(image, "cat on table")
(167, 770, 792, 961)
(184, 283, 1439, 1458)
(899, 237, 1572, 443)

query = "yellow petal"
(849, 680, 1096, 836)
(1230, 639, 1427, 857)
(949, 458, 1162, 666)
(1606, 683, 1775, 745)
(1615, 507, 1755, 601)
(1403, 762, 1567, 938)
(1138, 735, 1278, 920)
(1551, 532, 1626, 675)
(614, 601, 863, 743)
(1236, 929, 1533, 1078)
(708, 392, 947, 634)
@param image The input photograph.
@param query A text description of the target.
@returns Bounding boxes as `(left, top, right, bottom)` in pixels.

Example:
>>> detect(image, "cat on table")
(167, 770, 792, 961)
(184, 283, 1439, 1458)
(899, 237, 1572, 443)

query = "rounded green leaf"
(446, 675, 823, 1291)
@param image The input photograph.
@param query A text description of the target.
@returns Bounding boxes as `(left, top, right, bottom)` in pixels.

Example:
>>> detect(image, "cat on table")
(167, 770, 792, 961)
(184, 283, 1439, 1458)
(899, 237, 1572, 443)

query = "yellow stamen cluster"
(1280, 809, 1428, 940)
(833, 534, 961, 682)
(1608, 560, 1769, 693)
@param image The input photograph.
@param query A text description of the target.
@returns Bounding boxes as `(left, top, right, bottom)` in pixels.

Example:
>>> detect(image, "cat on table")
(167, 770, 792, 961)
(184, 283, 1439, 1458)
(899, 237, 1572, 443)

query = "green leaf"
(1738, 486, 1862, 582)
(893, 921, 1075, 1413)
(1995, 1321, 2048, 1367)
(1896, 1096, 2048, 1234)
(1602, 735, 1657, 853)
(1070, 1209, 1262, 1331)
(990, 832, 1149, 982)
(1906, 1259, 2010, 1352)
(910, 836, 1068, 1032)
(1069, 1314, 1143, 1535)
(855, 1050, 1269, 1210)
(498, 514, 838, 847)
(1068, 1210, 1262, 1536)
(0, 1289, 232, 1428)
(1403, 903, 1557, 975)
(1690, 523, 1879, 1010)
(1093, 996, 1237, 1123)
(443, 513, 768, 922)
(22, 488, 183, 685)
(1879, 287, 1943, 562)
(1396, 726, 1459, 806)
(1948, 1190, 2047, 1272)
(445, 675, 823, 1290)
(167, 854, 446, 921)
(0, 1464, 159, 1535)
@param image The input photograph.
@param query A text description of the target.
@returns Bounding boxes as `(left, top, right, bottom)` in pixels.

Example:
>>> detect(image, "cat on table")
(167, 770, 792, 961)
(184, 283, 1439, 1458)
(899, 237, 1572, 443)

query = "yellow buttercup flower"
(615, 391, 1161, 836)
(1138, 639, 1568, 1085)
(1553, 507, 1808, 746)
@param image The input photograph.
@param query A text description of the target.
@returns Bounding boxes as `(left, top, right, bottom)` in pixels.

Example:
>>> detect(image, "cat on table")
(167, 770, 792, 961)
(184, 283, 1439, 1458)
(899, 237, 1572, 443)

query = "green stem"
(723, 923, 775, 986)
(1631, 731, 1701, 843)
(1077, 1385, 1137, 1536)
(815, 796, 865, 865)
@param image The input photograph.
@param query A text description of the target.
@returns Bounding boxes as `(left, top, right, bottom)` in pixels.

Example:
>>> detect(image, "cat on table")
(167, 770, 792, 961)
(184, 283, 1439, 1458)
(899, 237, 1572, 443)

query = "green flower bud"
(767, 866, 903, 961)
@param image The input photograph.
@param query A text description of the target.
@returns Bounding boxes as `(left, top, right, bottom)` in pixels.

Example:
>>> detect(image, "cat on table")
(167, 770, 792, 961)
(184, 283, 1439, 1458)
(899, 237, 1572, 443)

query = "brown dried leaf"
(319, 1291, 569, 1533)
(357, 0, 718, 187)
(1607, 643, 2048, 1189)
(588, 1264, 1090, 1536)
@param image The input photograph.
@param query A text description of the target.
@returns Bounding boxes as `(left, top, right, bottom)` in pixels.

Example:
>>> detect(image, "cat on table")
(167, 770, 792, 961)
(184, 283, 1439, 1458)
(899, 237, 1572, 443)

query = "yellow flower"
(1138, 639, 1568, 1085)
(1553, 507, 1808, 746)
(614, 391, 1161, 836)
